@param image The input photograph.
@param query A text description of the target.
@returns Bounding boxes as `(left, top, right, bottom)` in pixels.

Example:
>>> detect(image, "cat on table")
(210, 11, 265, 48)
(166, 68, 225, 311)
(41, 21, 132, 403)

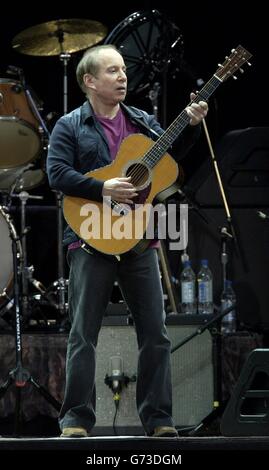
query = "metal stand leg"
(11, 190, 44, 319)
(55, 191, 68, 318)
(0, 207, 61, 436)
(158, 241, 178, 314)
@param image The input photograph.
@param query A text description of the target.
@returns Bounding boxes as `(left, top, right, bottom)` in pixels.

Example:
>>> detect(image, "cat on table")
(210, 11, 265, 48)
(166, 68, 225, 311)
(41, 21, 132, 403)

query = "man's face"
(86, 49, 127, 105)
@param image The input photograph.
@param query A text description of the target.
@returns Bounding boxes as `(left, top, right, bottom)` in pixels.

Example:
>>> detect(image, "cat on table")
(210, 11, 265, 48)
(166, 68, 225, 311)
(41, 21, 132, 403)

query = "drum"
(0, 207, 19, 308)
(104, 10, 184, 94)
(0, 79, 42, 169)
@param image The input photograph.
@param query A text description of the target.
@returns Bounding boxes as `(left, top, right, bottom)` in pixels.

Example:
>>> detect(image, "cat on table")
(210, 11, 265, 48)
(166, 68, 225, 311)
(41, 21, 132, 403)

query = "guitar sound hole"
(126, 163, 149, 188)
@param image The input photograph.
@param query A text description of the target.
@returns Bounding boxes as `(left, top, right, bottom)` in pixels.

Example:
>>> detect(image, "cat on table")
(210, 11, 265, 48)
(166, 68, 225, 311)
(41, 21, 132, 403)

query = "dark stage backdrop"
(1, 3, 268, 327)
(1, 2, 267, 141)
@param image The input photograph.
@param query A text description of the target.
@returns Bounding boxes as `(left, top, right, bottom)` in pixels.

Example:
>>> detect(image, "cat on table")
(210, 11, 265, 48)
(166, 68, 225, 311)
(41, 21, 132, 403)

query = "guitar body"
(63, 134, 182, 255)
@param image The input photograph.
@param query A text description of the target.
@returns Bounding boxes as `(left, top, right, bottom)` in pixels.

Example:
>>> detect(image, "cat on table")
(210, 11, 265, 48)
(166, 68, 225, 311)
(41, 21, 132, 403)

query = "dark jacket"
(47, 100, 200, 245)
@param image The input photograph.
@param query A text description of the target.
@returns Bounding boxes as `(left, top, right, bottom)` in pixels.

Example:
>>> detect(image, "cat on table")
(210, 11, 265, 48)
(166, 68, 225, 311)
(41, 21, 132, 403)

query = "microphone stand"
(202, 119, 248, 272)
(104, 356, 136, 436)
(169, 118, 243, 435)
(182, 119, 242, 435)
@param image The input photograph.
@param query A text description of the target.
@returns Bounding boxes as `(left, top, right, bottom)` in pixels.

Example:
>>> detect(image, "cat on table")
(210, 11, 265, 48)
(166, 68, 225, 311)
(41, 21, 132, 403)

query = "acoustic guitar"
(63, 45, 252, 255)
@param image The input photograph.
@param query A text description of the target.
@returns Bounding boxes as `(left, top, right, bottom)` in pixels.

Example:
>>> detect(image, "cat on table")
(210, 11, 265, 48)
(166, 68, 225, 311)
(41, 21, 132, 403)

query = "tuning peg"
(217, 63, 223, 68)
(232, 75, 238, 80)
(239, 68, 245, 73)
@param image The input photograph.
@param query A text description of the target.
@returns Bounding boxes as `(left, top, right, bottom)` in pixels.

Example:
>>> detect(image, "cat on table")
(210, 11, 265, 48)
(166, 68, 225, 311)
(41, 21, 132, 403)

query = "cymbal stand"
(54, 26, 71, 115)
(60, 51, 71, 116)
(51, 33, 71, 318)
(0, 207, 61, 436)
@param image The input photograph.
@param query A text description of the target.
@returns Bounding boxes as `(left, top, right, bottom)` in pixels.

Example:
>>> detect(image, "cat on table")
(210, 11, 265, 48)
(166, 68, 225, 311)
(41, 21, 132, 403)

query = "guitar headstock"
(215, 45, 252, 82)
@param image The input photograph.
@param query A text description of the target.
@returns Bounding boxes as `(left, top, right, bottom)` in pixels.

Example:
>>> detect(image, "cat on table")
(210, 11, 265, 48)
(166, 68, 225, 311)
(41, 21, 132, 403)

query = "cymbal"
(12, 18, 107, 56)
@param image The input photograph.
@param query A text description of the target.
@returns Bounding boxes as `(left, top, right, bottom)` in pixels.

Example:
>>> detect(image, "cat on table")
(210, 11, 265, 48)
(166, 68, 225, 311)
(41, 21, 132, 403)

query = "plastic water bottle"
(221, 280, 237, 333)
(180, 260, 196, 314)
(197, 259, 213, 314)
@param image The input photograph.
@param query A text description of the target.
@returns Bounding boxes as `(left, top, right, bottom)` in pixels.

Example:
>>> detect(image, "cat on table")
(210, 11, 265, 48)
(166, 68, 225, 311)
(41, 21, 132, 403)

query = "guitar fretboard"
(142, 75, 221, 169)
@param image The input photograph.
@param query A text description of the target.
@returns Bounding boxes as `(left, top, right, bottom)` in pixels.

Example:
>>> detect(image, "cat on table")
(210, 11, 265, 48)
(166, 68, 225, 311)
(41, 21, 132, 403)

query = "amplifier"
(95, 317, 214, 435)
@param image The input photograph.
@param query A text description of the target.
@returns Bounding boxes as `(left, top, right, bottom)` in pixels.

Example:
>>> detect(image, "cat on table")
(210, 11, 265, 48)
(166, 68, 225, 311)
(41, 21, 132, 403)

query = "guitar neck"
(143, 74, 221, 168)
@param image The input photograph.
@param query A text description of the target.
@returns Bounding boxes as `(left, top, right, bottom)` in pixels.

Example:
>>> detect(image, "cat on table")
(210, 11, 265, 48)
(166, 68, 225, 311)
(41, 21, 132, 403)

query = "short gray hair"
(76, 44, 120, 94)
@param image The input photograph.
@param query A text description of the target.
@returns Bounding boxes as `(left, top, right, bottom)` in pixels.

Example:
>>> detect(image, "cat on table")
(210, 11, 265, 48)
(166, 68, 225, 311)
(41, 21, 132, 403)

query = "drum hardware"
(6, 64, 25, 82)
(0, 164, 46, 193)
(53, 33, 82, 318)
(38, 278, 69, 332)
(0, 78, 42, 169)
(7, 64, 50, 142)
(0, 192, 62, 329)
(25, 87, 50, 140)
(57, 47, 80, 318)
(8, 162, 35, 194)
(10, 190, 44, 320)
(53, 190, 69, 319)
(0, 206, 21, 315)
(7, 64, 45, 114)
(0, 205, 61, 435)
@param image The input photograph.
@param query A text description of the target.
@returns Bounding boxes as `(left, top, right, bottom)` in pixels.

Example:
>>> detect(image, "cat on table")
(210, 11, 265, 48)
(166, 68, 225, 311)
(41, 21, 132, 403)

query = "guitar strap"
(131, 118, 160, 140)
(120, 103, 161, 140)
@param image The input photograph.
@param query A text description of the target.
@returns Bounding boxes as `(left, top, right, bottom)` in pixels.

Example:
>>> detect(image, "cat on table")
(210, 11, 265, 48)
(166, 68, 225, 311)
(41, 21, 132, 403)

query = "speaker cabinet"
(221, 349, 269, 436)
(188, 127, 269, 207)
(95, 319, 214, 434)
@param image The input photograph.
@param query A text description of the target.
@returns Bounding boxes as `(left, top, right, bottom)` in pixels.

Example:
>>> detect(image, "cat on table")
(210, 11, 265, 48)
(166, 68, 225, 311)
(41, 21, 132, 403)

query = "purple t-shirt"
(96, 107, 139, 160)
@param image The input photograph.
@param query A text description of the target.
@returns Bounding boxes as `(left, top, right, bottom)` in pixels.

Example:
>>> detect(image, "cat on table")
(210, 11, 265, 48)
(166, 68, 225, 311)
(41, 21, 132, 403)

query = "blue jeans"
(59, 246, 174, 435)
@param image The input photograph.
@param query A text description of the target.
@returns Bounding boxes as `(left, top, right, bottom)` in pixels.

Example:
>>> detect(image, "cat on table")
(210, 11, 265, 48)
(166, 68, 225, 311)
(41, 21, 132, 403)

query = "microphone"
(109, 355, 124, 393)
(104, 355, 131, 397)
(105, 356, 136, 399)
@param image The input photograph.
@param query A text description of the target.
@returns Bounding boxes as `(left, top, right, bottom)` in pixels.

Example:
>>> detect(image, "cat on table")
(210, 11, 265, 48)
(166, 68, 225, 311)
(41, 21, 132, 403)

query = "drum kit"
(0, 18, 108, 329)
